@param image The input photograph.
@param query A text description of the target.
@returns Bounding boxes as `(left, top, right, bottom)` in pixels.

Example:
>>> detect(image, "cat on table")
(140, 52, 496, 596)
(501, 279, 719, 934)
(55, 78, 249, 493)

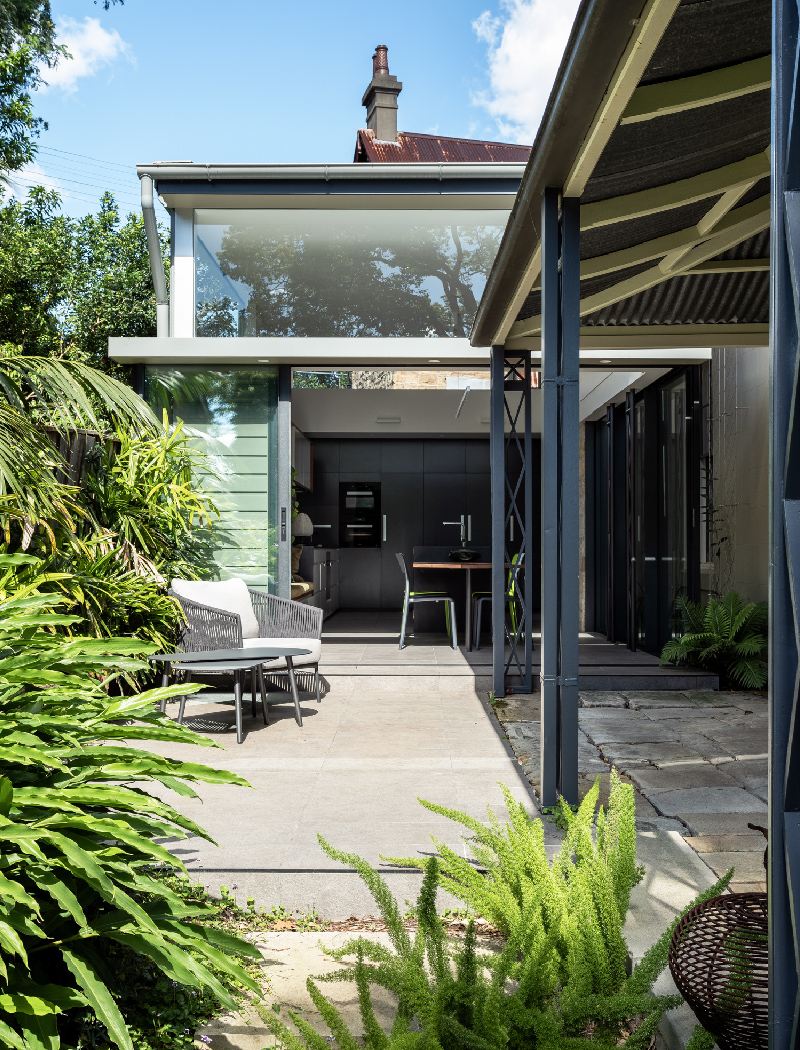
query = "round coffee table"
(151, 647, 311, 743)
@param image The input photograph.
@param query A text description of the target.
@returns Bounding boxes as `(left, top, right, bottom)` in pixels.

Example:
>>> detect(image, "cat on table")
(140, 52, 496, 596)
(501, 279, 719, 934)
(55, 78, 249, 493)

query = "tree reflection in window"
(194, 209, 507, 338)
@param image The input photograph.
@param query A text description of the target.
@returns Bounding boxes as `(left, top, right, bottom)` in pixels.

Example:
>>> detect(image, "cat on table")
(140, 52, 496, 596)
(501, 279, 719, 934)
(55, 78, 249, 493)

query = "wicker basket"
(668, 892, 768, 1050)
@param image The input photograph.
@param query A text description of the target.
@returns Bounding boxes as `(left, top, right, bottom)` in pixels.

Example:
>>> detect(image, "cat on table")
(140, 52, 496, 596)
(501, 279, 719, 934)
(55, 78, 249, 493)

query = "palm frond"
(0, 357, 156, 435)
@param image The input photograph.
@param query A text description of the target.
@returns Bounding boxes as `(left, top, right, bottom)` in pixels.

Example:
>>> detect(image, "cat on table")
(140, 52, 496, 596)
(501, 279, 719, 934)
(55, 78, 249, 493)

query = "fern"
(255, 779, 735, 1049)
(661, 590, 768, 688)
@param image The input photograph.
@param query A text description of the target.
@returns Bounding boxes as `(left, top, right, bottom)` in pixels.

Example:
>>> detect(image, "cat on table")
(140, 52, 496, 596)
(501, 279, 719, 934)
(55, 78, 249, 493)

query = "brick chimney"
(362, 45, 402, 143)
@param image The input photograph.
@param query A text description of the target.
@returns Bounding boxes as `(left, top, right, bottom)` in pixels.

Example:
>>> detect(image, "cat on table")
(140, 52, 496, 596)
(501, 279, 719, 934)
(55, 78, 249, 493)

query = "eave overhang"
(471, 0, 771, 349)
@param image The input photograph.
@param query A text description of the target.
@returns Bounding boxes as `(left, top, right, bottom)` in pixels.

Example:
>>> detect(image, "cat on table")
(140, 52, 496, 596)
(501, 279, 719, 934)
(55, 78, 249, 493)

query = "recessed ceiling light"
(600, 359, 612, 364)
(257, 359, 270, 363)
(429, 359, 441, 363)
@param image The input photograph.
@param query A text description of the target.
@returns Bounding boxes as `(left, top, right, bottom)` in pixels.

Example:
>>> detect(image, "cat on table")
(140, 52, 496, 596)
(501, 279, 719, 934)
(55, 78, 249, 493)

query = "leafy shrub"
(262, 817, 732, 1050)
(660, 590, 768, 689)
(81, 413, 218, 583)
(0, 553, 261, 1048)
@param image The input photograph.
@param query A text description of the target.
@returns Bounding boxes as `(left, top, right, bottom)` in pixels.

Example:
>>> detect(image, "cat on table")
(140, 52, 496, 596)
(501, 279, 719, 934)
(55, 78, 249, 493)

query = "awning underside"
(505, 0, 771, 348)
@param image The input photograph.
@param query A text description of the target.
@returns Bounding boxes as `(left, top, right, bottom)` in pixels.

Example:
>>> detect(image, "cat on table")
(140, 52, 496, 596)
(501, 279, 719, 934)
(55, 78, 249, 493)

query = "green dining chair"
(472, 552, 525, 650)
(396, 552, 458, 650)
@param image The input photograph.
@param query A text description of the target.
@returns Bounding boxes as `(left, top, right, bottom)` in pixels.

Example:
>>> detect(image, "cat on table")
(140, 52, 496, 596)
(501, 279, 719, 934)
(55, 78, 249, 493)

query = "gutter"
(469, 0, 650, 347)
(136, 161, 527, 182)
(140, 173, 169, 337)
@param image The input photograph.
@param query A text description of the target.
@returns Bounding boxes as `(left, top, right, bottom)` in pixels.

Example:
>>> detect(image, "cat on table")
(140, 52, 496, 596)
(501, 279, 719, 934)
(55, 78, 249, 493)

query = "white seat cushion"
(171, 578, 260, 639)
(242, 636, 321, 669)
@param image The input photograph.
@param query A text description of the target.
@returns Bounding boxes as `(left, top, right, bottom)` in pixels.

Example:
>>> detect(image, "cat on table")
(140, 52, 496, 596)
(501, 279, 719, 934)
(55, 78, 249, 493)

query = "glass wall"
(144, 366, 279, 590)
(194, 208, 509, 338)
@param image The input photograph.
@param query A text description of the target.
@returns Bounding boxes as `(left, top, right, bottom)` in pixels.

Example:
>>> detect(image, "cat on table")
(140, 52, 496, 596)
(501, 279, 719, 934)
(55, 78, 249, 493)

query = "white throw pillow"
(171, 578, 260, 639)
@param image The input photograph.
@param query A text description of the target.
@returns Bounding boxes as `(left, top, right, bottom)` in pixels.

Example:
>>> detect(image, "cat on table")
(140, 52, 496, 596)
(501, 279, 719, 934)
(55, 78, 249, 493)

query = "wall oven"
(339, 482, 381, 548)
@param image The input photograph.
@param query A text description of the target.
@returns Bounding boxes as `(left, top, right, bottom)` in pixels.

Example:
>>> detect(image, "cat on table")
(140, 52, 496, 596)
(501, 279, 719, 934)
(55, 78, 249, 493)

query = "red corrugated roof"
(354, 128, 531, 163)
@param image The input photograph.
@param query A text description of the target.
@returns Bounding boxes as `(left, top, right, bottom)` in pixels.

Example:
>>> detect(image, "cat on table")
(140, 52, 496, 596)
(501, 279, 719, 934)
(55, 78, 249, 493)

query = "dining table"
(412, 560, 491, 651)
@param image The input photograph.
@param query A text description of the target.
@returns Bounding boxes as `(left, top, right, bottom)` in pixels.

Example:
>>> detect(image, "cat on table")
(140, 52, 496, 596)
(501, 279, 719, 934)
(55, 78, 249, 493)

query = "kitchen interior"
(290, 374, 540, 645)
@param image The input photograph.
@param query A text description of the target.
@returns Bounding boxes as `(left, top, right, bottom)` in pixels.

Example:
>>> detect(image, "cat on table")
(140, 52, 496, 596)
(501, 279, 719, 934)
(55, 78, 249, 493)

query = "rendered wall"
(706, 346, 769, 603)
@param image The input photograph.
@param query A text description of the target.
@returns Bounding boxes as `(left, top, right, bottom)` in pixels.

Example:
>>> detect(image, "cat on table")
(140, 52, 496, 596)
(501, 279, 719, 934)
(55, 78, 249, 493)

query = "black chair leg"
(251, 668, 257, 717)
(160, 664, 170, 713)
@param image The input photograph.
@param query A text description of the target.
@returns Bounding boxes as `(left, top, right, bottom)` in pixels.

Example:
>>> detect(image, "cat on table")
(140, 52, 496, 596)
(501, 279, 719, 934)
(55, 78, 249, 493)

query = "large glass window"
(145, 366, 279, 590)
(194, 208, 509, 338)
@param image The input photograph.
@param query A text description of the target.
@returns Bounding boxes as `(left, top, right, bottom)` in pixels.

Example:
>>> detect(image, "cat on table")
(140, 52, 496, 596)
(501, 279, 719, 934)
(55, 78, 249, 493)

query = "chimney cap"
(372, 44, 389, 76)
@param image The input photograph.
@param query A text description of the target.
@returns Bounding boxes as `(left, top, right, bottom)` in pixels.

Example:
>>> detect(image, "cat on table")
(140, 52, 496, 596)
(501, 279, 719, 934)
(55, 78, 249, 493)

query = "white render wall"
(707, 346, 769, 603)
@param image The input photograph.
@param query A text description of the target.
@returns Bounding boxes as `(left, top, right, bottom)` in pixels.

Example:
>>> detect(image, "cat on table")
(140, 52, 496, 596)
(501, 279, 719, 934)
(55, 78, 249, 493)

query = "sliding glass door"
(144, 366, 279, 590)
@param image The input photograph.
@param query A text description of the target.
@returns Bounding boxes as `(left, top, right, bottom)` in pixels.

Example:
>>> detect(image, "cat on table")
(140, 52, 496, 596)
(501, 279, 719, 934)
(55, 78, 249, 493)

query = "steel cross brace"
(490, 349, 533, 697)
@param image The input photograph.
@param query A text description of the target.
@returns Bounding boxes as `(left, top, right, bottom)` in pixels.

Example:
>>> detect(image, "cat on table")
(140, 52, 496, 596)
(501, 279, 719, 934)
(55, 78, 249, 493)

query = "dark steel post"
(540, 188, 560, 807)
(523, 352, 534, 695)
(771, 0, 800, 1041)
(559, 196, 580, 804)
(491, 346, 506, 698)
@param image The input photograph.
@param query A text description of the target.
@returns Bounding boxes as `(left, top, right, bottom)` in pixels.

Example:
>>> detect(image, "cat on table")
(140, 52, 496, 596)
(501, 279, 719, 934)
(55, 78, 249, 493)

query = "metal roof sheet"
(354, 129, 532, 164)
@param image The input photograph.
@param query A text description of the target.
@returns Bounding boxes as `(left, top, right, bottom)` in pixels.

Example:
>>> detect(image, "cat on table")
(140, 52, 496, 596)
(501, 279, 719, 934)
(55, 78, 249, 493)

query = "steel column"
(771, 0, 800, 1043)
(491, 347, 506, 697)
(540, 189, 560, 806)
(540, 188, 580, 806)
(559, 196, 580, 803)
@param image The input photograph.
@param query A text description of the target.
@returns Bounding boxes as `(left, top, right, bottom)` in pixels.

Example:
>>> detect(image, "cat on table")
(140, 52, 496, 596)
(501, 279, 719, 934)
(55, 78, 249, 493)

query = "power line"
(8, 170, 140, 201)
(37, 145, 133, 173)
(6, 175, 141, 209)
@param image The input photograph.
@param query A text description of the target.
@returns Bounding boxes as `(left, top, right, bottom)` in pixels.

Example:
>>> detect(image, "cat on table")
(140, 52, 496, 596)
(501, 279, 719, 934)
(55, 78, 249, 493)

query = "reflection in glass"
(194, 208, 509, 338)
(144, 366, 279, 591)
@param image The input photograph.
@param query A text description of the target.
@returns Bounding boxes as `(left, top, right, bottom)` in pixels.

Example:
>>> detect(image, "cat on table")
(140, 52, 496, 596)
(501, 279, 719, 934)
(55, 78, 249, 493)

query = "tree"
(0, 187, 165, 375)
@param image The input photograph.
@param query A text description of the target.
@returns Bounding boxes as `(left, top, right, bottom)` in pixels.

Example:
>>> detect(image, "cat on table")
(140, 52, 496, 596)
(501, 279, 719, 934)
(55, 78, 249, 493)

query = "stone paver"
(495, 687, 768, 894)
(146, 675, 548, 918)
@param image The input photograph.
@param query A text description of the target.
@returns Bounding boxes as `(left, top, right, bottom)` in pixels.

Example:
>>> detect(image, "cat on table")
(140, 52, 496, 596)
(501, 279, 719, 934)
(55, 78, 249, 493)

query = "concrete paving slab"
(646, 786, 765, 816)
(627, 764, 740, 794)
(699, 850, 768, 880)
(579, 691, 628, 707)
(677, 812, 768, 836)
(683, 834, 766, 853)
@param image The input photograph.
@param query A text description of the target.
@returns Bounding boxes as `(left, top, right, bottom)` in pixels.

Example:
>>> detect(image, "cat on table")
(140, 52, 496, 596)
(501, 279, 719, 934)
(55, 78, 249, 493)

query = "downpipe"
(140, 173, 169, 337)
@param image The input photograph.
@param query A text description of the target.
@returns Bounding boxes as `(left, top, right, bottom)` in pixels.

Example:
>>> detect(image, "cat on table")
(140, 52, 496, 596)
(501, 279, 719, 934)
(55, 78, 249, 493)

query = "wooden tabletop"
(413, 561, 492, 569)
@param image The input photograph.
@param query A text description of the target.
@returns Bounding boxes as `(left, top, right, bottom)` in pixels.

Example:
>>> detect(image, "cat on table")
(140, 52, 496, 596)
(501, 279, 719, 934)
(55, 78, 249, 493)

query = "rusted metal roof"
(354, 128, 531, 164)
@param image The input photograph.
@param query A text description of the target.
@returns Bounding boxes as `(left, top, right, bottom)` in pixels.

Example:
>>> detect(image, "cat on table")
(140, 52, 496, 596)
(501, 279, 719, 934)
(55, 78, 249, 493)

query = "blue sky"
(9, 0, 580, 216)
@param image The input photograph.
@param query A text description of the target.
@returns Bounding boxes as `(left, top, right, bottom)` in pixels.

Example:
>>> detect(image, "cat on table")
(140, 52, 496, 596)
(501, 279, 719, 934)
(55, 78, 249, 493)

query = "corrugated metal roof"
(354, 129, 532, 164)
(471, 0, 773, 345)
(581, 271, 769, 327)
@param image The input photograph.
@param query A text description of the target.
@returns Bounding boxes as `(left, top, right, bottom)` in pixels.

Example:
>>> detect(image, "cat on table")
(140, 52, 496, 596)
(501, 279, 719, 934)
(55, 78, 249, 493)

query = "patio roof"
(470, 0, 771, 352)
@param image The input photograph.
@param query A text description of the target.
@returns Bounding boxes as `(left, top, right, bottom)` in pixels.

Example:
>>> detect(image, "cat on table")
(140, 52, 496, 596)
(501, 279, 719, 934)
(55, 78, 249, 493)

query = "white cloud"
(42, 16, 131, 93)
(472, 0, 582, 142)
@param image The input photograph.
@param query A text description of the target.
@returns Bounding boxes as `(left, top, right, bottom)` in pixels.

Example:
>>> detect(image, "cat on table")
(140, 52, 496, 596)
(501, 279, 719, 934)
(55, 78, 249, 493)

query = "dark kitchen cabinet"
(465, 474, 491, 546)
(424, 472, 466, 546)
(380, 472, 424, 609)
(338, 548, 381, 609)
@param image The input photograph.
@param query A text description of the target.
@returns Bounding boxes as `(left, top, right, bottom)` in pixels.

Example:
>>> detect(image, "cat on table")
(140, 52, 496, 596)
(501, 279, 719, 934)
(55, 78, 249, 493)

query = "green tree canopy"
(0, 187, 165, 373)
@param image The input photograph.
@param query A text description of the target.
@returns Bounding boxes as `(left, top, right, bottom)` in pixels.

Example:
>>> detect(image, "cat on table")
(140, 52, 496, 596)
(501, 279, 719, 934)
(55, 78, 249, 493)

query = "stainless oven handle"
(382, 515, 387, 542)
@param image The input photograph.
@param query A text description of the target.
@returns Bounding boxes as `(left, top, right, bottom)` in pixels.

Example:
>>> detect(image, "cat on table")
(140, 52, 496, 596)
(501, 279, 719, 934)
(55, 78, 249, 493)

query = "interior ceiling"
(497, 0, 771, 349)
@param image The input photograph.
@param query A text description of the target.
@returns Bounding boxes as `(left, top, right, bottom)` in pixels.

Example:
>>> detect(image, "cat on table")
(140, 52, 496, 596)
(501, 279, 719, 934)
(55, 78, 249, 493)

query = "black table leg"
(286, 657, 303, 727)
(234, 669, 244, 744)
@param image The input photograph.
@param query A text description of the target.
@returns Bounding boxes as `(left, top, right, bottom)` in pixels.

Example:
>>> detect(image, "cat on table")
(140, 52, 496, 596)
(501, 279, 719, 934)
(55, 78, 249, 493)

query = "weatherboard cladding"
(511, 0, 771, 330)
(354, 129, 532, 164)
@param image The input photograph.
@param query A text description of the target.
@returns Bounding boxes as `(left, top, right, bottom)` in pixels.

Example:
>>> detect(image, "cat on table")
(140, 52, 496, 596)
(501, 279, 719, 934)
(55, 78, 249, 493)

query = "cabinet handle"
(382, 514, 387, 542)
(467, 515, 472, 542)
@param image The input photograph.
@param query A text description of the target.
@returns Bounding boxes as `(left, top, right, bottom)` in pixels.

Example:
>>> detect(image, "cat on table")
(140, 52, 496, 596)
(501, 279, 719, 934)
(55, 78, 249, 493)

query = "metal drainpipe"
(140, 174, 169, 337)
